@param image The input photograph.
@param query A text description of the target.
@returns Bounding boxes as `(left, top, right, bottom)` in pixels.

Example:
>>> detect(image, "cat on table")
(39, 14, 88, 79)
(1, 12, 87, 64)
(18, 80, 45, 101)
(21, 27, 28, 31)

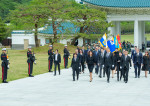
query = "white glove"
(34, 61, 36, 64)
(79, 67, 80, 69)
(7, 65, 9, 69)
(120, 66, 122, 69)
(102, 65, 104, 68)
(112, 65, 114, 67)
(33, 54, 35, 57)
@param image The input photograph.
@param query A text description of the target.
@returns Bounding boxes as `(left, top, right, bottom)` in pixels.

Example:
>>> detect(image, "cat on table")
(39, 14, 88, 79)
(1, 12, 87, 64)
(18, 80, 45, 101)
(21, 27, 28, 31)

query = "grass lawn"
(0, 43, 77, 83)
(121, 34, 150, 44)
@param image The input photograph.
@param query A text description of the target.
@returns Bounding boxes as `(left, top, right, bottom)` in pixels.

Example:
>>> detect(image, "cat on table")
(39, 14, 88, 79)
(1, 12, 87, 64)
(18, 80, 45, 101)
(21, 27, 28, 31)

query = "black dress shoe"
(99, 76, 102, 78)
(54, 74, 56, 76)
(138, 76, 140, 78)
(3, 81, 8, 83)
(107, 79, 109, 83)
(117, 79, 119, 81)
(73, 79, 75, 81)
(29, 75, 34, 77)
(49, 70, 52, 72)
(135, 76, 137, 78)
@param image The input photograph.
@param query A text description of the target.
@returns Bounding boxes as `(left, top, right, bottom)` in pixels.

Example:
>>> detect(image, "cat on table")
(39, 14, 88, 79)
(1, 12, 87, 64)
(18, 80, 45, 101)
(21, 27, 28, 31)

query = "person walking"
(142, 51, 149, 78)
(71, 53, 80, 81)
(86, 51, 95, 82)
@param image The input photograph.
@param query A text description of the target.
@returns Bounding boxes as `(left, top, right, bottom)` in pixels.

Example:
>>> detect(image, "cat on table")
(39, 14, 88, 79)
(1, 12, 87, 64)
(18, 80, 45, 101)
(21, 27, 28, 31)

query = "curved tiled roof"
(82, 0, 150, 8)
(39, 22, 79, 34)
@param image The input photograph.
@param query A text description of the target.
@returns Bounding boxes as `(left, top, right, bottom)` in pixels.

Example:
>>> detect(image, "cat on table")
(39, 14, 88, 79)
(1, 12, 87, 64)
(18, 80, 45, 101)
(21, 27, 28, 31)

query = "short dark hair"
(56, 49, 58, 52)
(134, 46, 137, 48)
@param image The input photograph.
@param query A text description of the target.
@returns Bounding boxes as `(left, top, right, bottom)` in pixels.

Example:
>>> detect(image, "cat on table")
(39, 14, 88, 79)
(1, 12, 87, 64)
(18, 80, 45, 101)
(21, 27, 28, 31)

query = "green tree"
(0, 17, 7, 42)
(0, 0, 31, 20)
(68, 2, 111, 45)
(8, 0, 49, 47)
(38, 0, 72, 44)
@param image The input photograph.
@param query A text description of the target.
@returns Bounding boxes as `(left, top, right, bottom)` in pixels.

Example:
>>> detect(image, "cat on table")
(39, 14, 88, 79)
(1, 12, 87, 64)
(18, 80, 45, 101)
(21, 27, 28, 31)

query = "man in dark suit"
(54, 49, 61, 76)
(82, 46, 87, 57)
(71, 53, 80, 81)
(93, 47, 100, 74)
(64, 45, 70, 69)
(133, 49, 143, 78)
(48, 45, 54, 72)
(87, 45, 92, 52)
(121, 51, 132, 83)
(104, 48, 114, 83)
(98, 48, 104, 78)
(82, 46, 87, 68)
(131, 46, 137, 60)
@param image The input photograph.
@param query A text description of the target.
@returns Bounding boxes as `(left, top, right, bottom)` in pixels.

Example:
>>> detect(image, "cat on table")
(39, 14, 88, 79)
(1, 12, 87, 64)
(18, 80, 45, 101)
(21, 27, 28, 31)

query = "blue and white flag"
(107, 39, 116, 53)
(99, 33, 107, 47)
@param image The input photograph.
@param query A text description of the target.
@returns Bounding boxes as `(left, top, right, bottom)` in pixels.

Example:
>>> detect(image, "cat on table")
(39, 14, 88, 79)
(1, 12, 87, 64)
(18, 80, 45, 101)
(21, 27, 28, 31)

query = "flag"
(116, 34, 122, 48)
(114, 36, 120, 49)
(99, 33, 107, 47)
(107, 39, 116, 53)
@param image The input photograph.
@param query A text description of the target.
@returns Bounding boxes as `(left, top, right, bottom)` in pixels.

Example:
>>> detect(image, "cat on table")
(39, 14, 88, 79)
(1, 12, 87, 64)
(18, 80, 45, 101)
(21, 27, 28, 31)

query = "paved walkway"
(0, 66, 150, 106)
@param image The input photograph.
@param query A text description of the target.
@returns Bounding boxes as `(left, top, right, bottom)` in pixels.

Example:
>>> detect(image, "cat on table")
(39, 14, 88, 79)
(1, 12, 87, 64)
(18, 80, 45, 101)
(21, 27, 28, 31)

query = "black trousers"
(95, 62, 99, 74)
(105, 65, 111, 81)
(54, 62, 60, 75)
(134, 62, 141, 77)
(73, 68, 79, 80)
(123, 67, 129, 82)
(81, 62, 84, 72)
(48, 59, 53, 71)
(99, 64, 104, 77)
(117, 63, 120, 80)
(64, 57, 68, 68)
(2, 64, 7, 81)
(120, 69, 124, 80)
(28, 62, 33, 75)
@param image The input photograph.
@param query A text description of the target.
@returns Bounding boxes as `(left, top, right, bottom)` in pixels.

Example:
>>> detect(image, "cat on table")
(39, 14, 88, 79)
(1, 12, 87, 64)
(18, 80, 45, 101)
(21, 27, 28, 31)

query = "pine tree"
(0, 17, 7, 42)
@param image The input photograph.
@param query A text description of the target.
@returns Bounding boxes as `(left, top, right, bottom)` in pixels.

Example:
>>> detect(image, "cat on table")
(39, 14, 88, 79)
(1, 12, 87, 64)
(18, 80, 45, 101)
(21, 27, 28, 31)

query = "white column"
(115, 21, 121, 36)
(134, 20, 145, 49)
(108, 21, 121, 37)
(134, 20, 139, 48)
(141, 21, 145, 43)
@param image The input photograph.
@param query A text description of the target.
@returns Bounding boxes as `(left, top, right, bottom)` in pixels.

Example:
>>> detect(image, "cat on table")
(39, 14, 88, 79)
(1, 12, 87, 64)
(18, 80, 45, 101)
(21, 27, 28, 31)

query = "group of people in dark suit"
(71, 45, 133, 83)
(131, 46, 150, 78)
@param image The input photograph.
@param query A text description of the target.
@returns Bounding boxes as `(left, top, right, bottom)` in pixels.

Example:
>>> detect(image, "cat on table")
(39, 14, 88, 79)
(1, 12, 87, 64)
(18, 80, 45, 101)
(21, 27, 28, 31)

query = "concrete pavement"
(0, 67, 150, 106)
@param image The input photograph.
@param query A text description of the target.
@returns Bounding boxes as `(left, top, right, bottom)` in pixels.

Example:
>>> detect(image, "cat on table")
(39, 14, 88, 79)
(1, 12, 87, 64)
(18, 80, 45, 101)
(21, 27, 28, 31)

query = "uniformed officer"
(64, 45, 70, 69)
(27, 46, 36, 77)
(1, 48, 9, 83)
(48, 45, 54, 72)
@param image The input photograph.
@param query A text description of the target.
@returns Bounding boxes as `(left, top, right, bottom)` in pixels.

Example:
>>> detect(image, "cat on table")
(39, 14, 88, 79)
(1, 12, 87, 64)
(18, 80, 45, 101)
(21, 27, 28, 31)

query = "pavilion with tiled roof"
(82, 0, 150, 49)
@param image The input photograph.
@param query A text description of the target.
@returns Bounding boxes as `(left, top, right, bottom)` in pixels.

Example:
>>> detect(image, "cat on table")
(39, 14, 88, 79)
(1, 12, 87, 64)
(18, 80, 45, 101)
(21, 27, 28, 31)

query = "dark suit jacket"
(64, 48, 69, 57)
(80, 54, 85, 63)
(54, 54, 61, 63)
(71, 57, 80, 70)
(82, 49, 87, 56)
(131, 50, 136, 60)
(133, 52, 143, 64)
(86, 55, 95, 65)
(98, 52, 104, 65)
(121, 55, 131, 70)
(93, 50, 100, 63)
(104, 52, 114, 67)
